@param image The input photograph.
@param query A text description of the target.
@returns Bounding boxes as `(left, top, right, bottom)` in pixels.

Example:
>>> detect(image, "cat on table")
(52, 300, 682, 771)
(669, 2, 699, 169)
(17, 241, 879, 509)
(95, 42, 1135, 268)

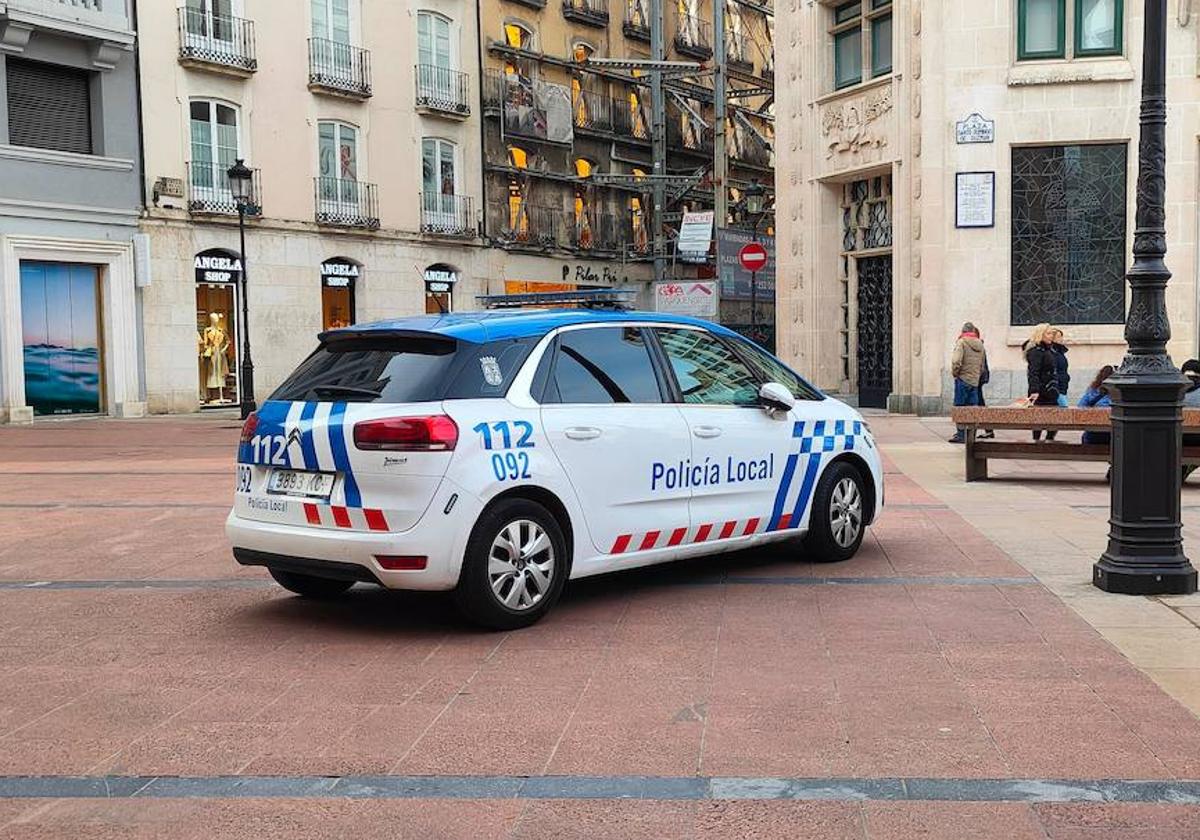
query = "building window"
(421, 137, 461, 230)
(1017, 0, 1065, 59)
(1018, 0, 1120, 60)
(571, 42, 594, 126)
(630, 168, 649, 253)
(1076, 0, 1121, 56)
(1011, 144, 1127, 325)
(6, 58, 93, 155)
(312, 0, 351, 42)
(831, 1, 891, 91)
(418, 10, 453, 69)
(189, 100, 239, 200)
(317, 121, 359, 212)
(573, 158, 595, 249)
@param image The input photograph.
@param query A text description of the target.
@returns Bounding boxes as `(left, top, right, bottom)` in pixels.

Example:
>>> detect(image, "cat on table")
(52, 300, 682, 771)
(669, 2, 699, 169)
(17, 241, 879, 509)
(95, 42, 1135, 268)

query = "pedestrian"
(1049, 328, 1071, 406)
(1024, 323, 1059, 441)
(1078, 364, 1113, 446)
(948, 322, 987, 444)
(1183, 359, 1200, 407)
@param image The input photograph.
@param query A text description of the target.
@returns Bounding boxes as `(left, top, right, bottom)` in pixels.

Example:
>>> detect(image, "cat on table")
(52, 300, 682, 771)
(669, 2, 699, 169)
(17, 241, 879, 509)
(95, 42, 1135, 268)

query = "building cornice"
(0, 144, 134, 171)
(0, 197, 137, 227)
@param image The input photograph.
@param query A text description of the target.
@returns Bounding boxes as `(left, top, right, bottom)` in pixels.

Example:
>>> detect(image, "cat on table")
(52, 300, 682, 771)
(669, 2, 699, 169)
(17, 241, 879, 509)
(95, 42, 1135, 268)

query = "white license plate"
(267, 469, 335, 499)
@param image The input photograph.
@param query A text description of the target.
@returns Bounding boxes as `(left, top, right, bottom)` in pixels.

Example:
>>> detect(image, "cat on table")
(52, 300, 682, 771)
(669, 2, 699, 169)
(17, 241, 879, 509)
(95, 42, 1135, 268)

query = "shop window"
(19, 262, 102, 416)
(320, 257, 358, 330)
(1011, 143, 1126, 325)
(193, 248, 242, 407)
(831, 0, 891, 90)
(424, 263, 457, 314)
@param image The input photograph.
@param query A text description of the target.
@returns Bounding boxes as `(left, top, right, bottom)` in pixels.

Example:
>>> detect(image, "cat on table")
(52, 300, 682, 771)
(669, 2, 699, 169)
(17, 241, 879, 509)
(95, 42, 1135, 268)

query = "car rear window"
(271, 335, 538, 403)
(271, 336, 459, 403)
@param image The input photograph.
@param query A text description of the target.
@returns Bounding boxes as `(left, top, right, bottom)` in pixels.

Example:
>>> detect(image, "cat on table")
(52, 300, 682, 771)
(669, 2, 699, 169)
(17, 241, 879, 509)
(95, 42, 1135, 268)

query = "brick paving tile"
(864, 802, 1047, 840)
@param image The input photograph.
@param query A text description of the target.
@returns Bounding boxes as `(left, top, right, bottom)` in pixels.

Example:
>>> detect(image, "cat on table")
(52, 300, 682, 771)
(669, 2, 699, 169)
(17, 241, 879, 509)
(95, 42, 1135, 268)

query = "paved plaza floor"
(1, 414, 1199, 838)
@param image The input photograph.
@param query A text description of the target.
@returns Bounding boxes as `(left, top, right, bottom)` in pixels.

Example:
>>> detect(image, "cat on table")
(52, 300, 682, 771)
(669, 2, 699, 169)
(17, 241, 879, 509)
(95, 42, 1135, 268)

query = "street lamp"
(1093, 0, 1197, 594)
(742, 179, 767, 332)
(227, 158, 257, 420)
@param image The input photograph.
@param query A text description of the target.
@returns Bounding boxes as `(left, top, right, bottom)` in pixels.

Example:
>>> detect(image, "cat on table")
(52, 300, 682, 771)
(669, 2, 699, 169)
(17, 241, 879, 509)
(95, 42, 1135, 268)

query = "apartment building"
(776, 1, 1200, 412)
(479, 0, 776, 333)
(0, 0, 142, 424)
(137, 0, 485, 414)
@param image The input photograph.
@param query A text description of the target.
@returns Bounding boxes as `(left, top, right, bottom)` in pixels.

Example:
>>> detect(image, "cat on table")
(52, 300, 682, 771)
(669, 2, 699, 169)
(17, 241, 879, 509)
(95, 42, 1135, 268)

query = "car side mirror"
(758, 382, 796, 414)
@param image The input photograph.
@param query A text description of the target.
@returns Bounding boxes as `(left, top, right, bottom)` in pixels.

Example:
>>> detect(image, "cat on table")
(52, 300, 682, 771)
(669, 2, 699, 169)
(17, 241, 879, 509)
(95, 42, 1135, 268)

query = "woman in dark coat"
(1024, 323, 1059, 441)
(1049, 328, 1070, 405)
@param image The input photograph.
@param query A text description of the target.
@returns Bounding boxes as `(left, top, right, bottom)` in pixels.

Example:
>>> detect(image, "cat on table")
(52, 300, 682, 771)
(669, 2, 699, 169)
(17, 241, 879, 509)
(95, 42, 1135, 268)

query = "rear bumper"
(225, 481, 482, 591)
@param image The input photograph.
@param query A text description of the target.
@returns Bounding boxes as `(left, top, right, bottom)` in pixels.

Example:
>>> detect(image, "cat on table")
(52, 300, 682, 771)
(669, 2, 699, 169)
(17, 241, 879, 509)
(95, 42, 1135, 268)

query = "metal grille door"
(856, 256, 892, 410)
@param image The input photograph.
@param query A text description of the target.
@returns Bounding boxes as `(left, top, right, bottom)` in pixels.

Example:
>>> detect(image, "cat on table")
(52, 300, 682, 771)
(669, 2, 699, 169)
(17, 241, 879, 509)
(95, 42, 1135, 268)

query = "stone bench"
(949, 406, 1200, 481)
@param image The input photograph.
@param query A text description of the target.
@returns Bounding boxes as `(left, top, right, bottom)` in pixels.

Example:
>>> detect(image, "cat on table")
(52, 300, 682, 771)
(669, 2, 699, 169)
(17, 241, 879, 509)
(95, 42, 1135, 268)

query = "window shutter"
(6, 58, 92, 155)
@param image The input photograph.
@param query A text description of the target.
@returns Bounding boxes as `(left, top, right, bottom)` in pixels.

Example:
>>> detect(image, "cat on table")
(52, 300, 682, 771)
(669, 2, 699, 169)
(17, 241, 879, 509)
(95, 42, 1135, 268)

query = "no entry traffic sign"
(738, 242, 769, 272)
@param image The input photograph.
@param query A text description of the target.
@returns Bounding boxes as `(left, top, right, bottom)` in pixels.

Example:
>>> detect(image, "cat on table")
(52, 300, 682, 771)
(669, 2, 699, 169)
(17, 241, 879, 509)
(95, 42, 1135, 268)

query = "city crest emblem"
(480, 356, 503, 387)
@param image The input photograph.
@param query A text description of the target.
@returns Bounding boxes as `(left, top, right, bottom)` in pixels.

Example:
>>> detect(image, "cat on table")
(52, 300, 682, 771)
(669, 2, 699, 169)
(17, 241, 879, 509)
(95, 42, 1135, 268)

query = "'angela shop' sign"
(194, 252, 242, 284)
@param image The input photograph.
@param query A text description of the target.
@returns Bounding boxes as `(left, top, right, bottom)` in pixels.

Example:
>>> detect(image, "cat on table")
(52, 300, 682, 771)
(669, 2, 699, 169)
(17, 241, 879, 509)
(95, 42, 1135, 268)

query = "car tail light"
(375, 555, 428, 571)
(353, 415, 458, 451)
(239, 411, 259, 444)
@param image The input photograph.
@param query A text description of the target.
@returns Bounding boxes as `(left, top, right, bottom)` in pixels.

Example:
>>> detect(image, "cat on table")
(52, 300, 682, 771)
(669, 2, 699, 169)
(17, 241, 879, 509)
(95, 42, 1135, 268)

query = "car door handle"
(693, 426, 723, 439)
(564, 426, 602, 441)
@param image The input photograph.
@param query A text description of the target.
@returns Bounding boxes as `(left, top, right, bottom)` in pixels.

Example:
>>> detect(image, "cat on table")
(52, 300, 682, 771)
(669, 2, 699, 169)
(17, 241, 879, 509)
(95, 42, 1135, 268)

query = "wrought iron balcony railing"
(624, 0, 650, 40)
(420, 192, 475, 237)
(314, 177, 379, 229)
(726, 30, 752, 68)
(186, 162, 262, 216)
(562, 0, 609, 27)
(178, 7, 256, 73)
(570, 212, 621, 252)
(308, 38, 372, 98)
(489, 203, 562, 248)
(675, 14, 712, 59)
(415, 65, 470, 116)
(572, 88, 651, 141)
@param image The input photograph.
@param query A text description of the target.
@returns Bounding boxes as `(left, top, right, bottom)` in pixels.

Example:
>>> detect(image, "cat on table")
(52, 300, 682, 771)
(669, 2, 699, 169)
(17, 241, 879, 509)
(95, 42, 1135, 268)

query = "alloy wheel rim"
(488, 519, 556, 611)
(829, 477, 863, 548)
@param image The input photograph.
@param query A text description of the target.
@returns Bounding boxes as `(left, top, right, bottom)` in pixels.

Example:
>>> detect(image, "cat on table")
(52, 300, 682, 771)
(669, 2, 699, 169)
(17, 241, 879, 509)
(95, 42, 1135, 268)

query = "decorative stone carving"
(0, 21, 34, 54)
(821, 85, 893, 160)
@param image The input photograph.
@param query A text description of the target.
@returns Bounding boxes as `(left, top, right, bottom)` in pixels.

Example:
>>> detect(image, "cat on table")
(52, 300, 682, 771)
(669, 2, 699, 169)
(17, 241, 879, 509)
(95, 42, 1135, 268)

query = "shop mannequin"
(199, 312, 230, 402)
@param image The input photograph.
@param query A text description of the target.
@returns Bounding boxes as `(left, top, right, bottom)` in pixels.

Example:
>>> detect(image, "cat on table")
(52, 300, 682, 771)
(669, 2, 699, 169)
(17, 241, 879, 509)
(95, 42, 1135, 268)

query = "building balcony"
(573, 89, 650, 141)
(308, 38, 372, 99)
(507, 0, 546, 9)
(562, 0, 609, 28)
(489, 202, 562, 249)
(177, 8, 256, 75)
(570, 213, 621, 253)
(415, 65, 471, 117)
(674, 15, 712, 60)
(623, 3, 650, 41)
(314, 177, 379, 229)
(420, 192, 476, 237)
(725, 31, 753, 73)
(186, 162, 262, 217)
(668, 121, 714, 155)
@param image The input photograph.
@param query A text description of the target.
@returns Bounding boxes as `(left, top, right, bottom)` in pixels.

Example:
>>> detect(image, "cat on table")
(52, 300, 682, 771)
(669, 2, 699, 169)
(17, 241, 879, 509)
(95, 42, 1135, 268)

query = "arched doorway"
(320, 257, 359, 330)
(194, 247, 242, 407)
(424, 263, 458, 314)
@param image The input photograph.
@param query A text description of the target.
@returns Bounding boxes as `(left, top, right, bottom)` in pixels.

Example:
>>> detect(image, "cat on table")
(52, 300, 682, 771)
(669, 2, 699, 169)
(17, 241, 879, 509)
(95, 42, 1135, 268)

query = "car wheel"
(268, 568, 355, 598)
(454, 498, 568, 630)
(802, 461, 867, 563)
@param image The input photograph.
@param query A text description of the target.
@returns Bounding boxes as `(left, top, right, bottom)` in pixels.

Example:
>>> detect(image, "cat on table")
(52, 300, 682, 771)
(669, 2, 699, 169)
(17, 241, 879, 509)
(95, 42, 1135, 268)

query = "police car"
(227, 302, 883, 629)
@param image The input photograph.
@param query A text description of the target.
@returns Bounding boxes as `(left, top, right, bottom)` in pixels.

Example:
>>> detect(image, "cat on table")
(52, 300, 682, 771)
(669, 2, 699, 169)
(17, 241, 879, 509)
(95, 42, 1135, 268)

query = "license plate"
(267, 469, 335, 499)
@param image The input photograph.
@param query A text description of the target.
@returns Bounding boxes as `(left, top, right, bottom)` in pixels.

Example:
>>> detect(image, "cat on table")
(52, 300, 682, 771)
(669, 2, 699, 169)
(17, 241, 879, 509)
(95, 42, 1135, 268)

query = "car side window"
(544, 327, 663, 404)
(653, 328, 760, 406)
(733, 338, 825, 402)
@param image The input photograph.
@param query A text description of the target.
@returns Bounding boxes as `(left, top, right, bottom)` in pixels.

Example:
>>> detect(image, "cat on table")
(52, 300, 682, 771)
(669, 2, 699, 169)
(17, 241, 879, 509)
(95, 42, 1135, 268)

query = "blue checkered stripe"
(797, 419, 864, 454)
(766, 419, 867, 532)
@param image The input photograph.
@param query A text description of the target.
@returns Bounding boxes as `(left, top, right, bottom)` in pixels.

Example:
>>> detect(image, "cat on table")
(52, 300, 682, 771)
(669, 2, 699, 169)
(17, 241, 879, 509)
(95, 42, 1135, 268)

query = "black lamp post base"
(1093, 557, 1197, 595)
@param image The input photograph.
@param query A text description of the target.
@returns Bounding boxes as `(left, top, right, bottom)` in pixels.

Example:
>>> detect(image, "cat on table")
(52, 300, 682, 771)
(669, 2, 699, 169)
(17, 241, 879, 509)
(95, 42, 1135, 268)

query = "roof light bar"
(476, 290, 637, 310)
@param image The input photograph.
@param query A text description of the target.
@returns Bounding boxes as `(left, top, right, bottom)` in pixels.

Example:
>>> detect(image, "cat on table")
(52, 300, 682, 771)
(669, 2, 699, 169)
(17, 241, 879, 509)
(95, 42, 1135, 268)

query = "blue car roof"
(327, 309, 744, 344)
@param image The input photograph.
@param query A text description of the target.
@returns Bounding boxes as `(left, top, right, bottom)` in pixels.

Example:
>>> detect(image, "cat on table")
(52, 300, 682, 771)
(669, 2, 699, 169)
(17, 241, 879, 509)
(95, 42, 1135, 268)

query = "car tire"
(802, 461, 867, 563)
(454, 498, 568, 630)
(268, 568, 355, 598)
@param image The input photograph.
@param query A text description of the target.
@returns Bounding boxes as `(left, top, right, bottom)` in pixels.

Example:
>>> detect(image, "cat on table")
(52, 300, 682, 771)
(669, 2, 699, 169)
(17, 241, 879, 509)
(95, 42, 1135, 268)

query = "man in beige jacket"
(949, 322, 988, 444)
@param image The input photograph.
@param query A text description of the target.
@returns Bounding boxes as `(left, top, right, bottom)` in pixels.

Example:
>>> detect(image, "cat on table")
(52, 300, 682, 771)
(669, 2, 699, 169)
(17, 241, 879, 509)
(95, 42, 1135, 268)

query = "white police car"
(227, 308, 883, 629)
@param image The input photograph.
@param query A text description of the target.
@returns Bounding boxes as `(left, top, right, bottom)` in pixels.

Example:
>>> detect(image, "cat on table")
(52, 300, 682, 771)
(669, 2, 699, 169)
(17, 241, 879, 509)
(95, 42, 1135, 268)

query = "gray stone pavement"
(0, 414, 1199, 838)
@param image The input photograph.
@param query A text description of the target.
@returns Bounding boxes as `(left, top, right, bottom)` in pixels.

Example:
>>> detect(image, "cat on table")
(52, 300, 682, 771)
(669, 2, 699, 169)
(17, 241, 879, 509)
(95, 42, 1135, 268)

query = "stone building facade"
(0, 0, 142, 424)
(775, 1, 1200, 413)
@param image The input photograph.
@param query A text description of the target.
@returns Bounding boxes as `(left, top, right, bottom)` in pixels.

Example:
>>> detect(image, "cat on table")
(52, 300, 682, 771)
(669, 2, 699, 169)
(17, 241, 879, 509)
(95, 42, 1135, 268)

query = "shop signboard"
(193, 252, 241, 285)
(716, 228, 776, 300)
(654, 281, 717, 317)
(321, 259, 360, 288)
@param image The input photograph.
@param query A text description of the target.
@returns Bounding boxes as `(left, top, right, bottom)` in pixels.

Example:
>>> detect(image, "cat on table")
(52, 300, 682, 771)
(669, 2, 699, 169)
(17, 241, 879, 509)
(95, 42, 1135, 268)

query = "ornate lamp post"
(743, 179, 766, 330)
(1093, 1, 1197, 594)
(226, 158, 257, 420)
